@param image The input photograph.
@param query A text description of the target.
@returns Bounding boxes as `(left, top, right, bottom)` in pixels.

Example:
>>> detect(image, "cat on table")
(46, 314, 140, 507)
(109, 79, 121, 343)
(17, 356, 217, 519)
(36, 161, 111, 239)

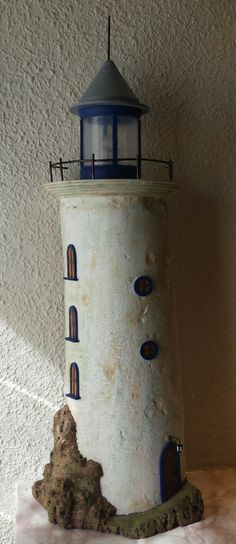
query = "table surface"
(16, 468, 236, 543)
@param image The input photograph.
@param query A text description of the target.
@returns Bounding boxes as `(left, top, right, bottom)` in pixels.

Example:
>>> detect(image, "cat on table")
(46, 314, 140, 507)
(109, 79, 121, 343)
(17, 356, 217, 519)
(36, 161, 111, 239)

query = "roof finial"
(107, 15, 111, 60)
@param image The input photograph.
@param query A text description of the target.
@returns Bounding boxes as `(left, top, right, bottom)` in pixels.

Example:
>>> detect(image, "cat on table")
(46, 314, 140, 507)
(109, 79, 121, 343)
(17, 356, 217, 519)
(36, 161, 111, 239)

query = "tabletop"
(16, 467, 236, 544)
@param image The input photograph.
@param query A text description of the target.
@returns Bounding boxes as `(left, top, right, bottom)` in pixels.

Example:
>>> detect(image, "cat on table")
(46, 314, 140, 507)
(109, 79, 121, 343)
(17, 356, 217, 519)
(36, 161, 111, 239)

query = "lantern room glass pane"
(83, 116, 113, 164)
(117, 116, 138, 165)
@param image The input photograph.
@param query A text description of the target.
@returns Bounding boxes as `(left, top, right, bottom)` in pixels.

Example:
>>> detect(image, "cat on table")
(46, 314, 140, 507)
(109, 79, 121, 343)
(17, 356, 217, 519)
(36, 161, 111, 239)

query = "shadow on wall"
(169, 99, 236, 468)
(0, 181, 64, 370)
(172, 190, 236, 469)
(142, 67, 236, 469)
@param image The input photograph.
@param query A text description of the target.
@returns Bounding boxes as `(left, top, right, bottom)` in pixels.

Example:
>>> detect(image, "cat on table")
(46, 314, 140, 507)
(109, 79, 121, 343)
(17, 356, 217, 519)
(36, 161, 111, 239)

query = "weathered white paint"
(46, 179, 184, 514)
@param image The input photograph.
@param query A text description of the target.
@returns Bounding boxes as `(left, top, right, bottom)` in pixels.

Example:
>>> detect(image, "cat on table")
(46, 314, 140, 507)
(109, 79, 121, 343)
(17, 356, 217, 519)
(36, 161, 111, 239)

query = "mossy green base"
(33, 405, 204, 539)
(105, 481, 204, 539)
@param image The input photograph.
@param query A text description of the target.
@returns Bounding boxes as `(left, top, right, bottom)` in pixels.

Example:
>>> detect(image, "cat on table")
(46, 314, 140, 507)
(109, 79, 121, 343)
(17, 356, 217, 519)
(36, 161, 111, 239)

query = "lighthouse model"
(33, 20, 203, 539)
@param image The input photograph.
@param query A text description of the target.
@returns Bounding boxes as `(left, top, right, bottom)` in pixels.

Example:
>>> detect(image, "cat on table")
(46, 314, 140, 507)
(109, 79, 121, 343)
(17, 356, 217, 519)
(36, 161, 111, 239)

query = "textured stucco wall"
(0, 0, 235, 542)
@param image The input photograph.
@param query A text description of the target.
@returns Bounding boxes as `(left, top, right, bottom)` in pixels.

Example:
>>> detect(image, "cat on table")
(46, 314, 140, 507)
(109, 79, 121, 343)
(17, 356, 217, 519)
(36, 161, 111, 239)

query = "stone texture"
(32, 405, 116, 530)
(33, 405, 203, 538)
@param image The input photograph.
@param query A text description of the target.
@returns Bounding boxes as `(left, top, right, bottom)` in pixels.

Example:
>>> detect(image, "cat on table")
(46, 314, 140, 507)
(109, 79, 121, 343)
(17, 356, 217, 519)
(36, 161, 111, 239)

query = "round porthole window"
(134, 276, 153, 297)
(140, 340, 158, 360)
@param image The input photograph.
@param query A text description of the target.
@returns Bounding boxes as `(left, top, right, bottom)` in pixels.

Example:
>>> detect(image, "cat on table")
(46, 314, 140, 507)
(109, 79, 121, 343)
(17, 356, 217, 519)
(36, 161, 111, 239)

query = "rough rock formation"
(33, 404, 204, 538)
(32, 404, 116, 531)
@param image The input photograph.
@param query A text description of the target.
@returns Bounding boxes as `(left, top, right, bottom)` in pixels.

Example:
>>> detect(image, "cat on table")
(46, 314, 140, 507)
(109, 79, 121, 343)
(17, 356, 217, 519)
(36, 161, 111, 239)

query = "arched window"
(66, 306, 79, 342)
(159, 438, 182, 502)
(66, 363, 81, 400)
(66, 244, 78, 280)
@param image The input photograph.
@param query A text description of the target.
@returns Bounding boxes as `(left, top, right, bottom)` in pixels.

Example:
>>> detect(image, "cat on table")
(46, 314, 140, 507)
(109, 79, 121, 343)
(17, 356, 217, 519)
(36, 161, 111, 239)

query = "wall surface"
(0, 0, 235, 542)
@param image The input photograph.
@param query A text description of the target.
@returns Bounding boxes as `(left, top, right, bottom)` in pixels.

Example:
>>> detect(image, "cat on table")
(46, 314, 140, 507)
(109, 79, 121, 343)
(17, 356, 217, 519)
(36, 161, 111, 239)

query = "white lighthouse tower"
(41, 22, 203, 532)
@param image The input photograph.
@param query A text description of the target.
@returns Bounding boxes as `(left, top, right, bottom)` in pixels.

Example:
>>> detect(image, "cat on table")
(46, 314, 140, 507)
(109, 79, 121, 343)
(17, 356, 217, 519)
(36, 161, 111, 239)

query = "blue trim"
(66, 362, 81, 400)
(138, 118, 141, 177)
(80, 164, 137, 180)
(79, 105, 142, 119)
(80, 119, 84, 165)
(134, 276, 153, 297)
(138, 118, 141, 156)
(67, 244, 78, 280)
(159, 440, 181, 502)
(63, 277, 79, 282)
(140, 341, 158, 360)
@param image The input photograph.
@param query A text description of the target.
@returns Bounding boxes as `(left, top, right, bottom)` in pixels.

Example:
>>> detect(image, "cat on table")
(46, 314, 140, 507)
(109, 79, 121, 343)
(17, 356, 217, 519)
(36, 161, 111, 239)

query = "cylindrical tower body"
(45, 179, 184, 515)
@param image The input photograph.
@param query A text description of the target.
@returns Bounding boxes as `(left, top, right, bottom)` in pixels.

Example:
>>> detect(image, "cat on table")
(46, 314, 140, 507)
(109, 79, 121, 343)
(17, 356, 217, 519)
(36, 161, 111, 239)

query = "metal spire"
(107, 16, 111, 60)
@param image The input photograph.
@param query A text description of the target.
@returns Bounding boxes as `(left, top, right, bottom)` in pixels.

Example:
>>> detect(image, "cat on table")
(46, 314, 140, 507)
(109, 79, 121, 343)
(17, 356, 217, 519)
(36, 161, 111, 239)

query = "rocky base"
(32, 404, 116, 531)
(106, 481, 204, 538)
(32, 405, 204, 539)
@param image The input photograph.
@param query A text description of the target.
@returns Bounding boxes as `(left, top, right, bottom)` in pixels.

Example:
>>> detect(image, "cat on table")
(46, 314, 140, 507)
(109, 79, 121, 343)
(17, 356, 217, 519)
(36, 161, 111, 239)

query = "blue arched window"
(65, 244, 78, 280)
(66, 306, 79, 342)
(159, 438, 182, 502)
(66, 363, 81, 400)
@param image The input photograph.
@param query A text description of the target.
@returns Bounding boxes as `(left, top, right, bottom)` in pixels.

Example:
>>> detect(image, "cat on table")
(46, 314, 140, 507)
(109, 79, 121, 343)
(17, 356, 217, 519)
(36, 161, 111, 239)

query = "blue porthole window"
(66, 306, 79, 343)
(140, 340, 158, 360)
(66, 363, 81, 400)
(134, 276, 153, 297)
(64, 244, 78, 281)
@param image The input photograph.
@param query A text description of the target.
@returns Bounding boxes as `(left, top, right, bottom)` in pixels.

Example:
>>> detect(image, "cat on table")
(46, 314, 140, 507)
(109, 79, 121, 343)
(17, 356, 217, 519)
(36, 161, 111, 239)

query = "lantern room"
(70, 59, 149, 180)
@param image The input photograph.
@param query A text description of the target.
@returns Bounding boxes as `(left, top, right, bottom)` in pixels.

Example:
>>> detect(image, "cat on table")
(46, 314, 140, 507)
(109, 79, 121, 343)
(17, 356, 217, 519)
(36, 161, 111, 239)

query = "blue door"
(159, 439, 182, 502)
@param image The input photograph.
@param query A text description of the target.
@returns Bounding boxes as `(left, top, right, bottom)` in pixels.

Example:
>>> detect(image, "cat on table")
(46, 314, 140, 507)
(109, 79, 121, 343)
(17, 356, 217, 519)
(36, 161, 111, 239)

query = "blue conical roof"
(70, 60, 149, 115)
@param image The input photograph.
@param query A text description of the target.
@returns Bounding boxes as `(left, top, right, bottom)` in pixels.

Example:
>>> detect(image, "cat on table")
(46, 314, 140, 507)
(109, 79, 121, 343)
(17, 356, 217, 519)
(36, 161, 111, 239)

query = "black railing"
(49, 155, 174, 183)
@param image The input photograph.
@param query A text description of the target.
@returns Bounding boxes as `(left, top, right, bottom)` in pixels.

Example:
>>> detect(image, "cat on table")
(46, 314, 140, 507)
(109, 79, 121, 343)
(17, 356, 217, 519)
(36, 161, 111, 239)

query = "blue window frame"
(64, 244, 78, 281)
(66, 362, 81, 400)
(140, 340, 158, 360)
(134, 276, 153, 297)
(66, 305, 79, 343)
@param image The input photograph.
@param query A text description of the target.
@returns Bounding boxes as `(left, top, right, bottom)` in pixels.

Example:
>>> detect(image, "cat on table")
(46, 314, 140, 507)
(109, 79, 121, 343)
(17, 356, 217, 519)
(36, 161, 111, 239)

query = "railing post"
(92, 153, 95, 180)
(168, 159, 173, 181)
(49, 160, 53, 182)
(59, 157, 64, 181)
(136, 153, 141, 180)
